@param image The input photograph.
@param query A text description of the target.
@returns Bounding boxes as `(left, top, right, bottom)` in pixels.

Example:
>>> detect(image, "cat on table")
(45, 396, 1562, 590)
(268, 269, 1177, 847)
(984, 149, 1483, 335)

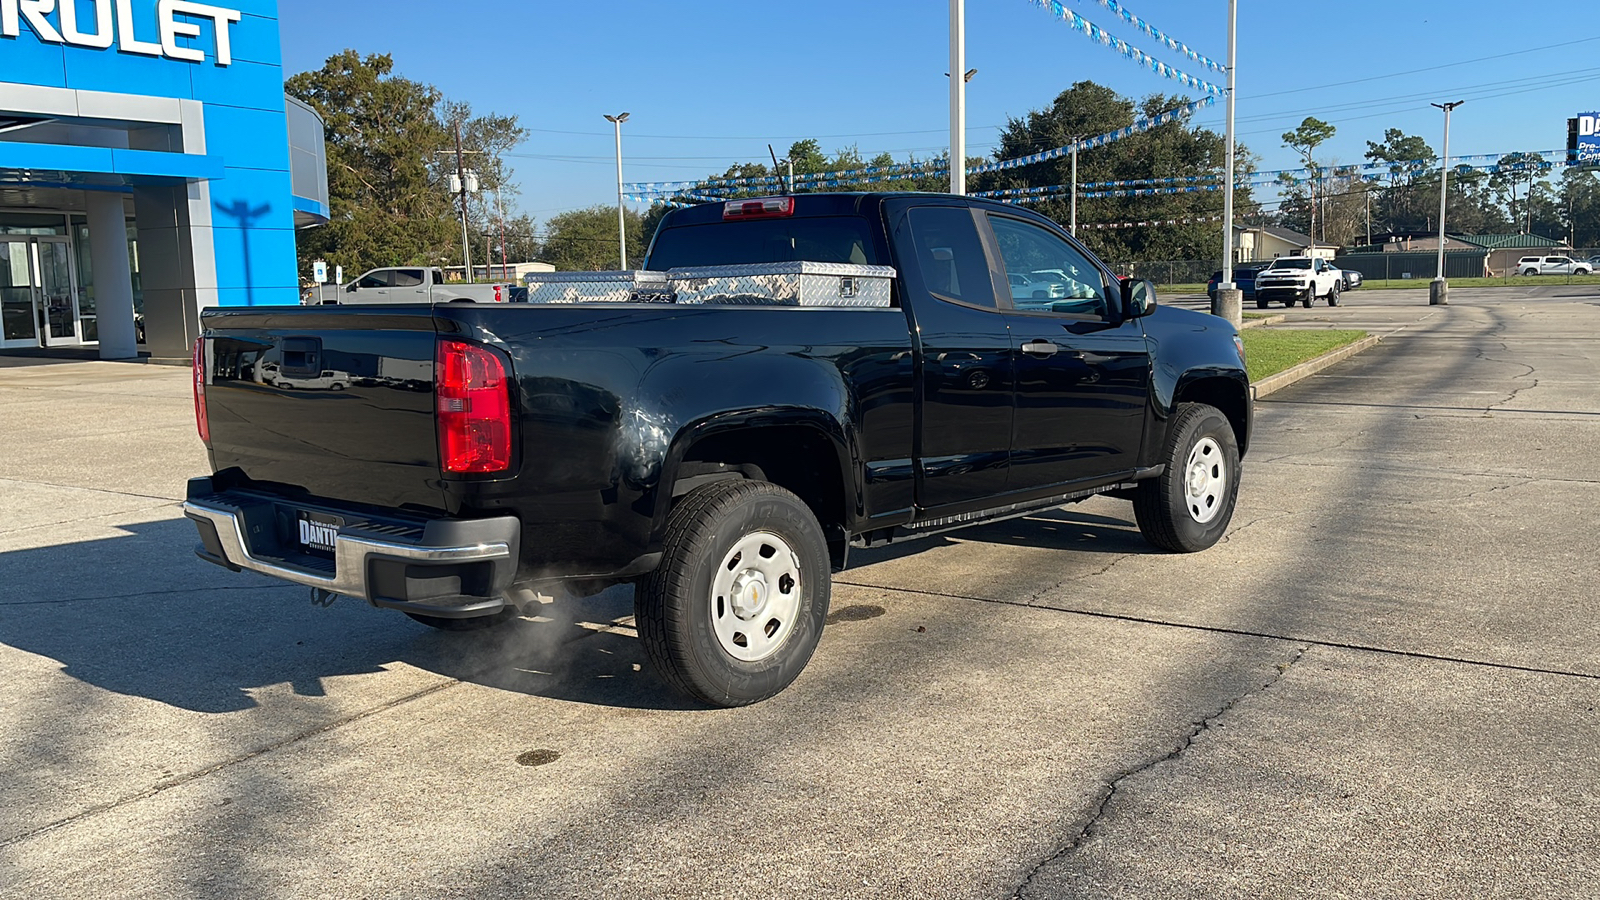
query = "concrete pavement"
(0, 286, 1595, 898)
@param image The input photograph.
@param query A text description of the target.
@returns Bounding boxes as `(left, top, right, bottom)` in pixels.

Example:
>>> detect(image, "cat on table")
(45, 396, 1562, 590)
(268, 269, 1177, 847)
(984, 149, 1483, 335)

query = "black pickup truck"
(185, 193, 1251, 706)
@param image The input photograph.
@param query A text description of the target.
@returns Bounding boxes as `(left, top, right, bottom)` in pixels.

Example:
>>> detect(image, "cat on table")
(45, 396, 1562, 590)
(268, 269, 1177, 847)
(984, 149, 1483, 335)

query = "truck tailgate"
(198, 307, 445, 513)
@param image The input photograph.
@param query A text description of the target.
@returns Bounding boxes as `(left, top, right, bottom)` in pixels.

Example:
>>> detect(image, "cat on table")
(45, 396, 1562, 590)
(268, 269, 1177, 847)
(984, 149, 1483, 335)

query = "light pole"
(1070, 142, 1078, 233)
(1213, 0, 1241, 327)
(604, 112, 630, 270)
(949, 0, 965, 195)
(1430, 100, 1464, 306)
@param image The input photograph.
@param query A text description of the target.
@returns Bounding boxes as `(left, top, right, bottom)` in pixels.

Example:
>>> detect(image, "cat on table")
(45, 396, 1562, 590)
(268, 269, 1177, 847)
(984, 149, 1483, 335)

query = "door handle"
(1021, 340, 1059, 358)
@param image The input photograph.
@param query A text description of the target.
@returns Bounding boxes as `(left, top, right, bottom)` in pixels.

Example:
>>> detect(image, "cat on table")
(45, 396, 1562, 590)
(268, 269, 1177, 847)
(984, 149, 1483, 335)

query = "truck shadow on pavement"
(0, 504, 1158, 717)
(847, 506, 1154, 566)
(0, 519, 690, 714)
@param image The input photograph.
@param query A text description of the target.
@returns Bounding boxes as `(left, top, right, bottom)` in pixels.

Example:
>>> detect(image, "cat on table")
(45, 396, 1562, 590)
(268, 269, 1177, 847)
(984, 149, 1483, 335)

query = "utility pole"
(1213, 0, 1241, 327)
(949, 0, 965, 195)
(1430, 100, 1465, 306)
(604, 112, 630, 270)
(454, 122, 473, 284)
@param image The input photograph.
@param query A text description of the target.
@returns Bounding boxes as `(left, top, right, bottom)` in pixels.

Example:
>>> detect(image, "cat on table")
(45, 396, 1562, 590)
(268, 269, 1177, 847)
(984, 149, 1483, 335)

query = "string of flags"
(1080, 0, 1226, 75)
(1076, 214, 1226, 230)
(1025, 0, 1224, 97)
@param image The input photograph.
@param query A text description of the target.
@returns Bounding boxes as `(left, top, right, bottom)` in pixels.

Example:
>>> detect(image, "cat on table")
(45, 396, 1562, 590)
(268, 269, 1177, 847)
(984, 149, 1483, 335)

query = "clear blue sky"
(276, 0, 1599, 222)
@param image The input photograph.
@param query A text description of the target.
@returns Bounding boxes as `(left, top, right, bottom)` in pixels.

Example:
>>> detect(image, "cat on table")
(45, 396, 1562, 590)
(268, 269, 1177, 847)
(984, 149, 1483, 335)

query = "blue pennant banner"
(1081, 0, 1226, 75)
(1027, 0, 1223, 97)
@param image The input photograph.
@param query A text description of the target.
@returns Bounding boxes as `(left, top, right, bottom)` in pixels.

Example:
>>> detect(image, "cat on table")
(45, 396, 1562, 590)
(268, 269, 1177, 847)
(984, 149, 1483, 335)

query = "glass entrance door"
(1, 239, 39, 349)
(37, 238, 81, 346)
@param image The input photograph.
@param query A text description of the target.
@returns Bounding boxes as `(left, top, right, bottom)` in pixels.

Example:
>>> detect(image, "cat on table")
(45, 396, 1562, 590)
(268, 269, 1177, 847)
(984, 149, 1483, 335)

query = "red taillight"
(723, 196, 795, 220)
(436, 339, 512, 474)
(193, 338, 210, 444)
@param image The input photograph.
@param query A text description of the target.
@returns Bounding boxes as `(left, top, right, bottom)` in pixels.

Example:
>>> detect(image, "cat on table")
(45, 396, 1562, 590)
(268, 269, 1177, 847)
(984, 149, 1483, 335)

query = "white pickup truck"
(335, 267, 519, 304)
(1252, 256, 1342, 309)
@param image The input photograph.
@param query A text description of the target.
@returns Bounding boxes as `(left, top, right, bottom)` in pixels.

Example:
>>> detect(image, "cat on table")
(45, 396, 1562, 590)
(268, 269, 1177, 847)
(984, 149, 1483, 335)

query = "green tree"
(542, 206, 647, 270)
(1491, 152, 1555, 235)
(286, 51, 456, 281)
(976, 81, 1253, 265)
(436, 100, 529, 256)
(1282, 117, 1336, 244)
(1363, 129, 1437, 234)
(1559, 169, 1600, 247)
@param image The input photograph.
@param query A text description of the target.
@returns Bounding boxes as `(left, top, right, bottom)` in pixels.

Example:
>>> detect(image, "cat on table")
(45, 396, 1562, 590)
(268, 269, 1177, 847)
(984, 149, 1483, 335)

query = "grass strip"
(1241, 329, 1368, 382)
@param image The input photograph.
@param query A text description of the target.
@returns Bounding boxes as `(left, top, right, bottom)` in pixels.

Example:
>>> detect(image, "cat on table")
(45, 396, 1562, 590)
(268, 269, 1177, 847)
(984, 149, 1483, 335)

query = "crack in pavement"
(0, 582, 296, 608)
(0, 476, 183, 505)
(0, 502, 182, 539)
(1475, 343, 1540, 412)
(835, 582, 1600, 682)
(0, 609, 639, 848)
(1018, 553, 1142, 605)
(1008, 643, 1311, 899)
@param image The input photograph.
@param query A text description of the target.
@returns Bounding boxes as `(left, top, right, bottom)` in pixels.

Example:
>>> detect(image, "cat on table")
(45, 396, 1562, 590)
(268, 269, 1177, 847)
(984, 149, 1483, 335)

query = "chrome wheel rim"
(710, 531, 802, 662)
(1183, 437, 1227, 525)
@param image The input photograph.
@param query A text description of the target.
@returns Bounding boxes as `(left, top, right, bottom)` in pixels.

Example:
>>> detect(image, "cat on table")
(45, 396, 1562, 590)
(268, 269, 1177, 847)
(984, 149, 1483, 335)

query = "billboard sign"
(1574, 113, 1600, 166)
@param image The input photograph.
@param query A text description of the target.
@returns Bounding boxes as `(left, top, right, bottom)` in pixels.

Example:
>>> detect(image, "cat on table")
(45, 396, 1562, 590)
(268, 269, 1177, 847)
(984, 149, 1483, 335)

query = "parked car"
(1339, 269, 1363, 291)
(1206, 265, 1267, 301)
(339, 267, 521, 303)
(1516, 256, 1594, 276)
(1253, 256, 1343, 308)
(1006, 272, 1067, 301)
(185, 192, 1251, 707)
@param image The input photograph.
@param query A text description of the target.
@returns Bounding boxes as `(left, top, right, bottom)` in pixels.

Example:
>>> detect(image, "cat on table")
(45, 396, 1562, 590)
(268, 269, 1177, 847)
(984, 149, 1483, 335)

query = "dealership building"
(2, 0, 325, 362)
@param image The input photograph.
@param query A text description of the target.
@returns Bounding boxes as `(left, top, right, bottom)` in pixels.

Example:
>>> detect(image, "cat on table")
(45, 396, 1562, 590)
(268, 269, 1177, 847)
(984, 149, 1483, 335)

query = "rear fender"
(652, 408, 858, 563)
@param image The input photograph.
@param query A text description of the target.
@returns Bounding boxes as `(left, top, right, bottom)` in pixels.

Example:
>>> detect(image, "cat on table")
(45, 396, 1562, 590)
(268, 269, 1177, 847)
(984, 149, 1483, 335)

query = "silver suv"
(1517, 255, 1594, 276)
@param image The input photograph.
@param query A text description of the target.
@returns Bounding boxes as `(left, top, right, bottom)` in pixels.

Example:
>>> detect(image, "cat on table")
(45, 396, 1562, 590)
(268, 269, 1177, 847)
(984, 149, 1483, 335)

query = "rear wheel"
(1132, 403, 1241, 552)
(635, 480, 830, 707)
(1522, 268, 1538, 276)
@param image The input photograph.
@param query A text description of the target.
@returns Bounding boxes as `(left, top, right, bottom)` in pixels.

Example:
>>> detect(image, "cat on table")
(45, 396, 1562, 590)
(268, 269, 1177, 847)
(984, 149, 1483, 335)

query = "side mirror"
(1122, 278, 1158, 317)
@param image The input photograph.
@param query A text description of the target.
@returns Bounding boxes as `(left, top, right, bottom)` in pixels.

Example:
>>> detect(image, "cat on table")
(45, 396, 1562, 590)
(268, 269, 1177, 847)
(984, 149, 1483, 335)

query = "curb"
(1240, 314, 1285, 329)
(1251, 333, 1382, 400)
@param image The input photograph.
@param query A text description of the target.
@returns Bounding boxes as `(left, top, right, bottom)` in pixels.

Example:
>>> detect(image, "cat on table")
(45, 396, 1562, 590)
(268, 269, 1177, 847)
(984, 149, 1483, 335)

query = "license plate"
(296, 511, 343, 555)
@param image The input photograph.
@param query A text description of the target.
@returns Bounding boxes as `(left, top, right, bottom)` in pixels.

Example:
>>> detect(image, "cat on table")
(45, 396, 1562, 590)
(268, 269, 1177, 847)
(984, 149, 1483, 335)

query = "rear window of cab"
(646, 217, 879, 270)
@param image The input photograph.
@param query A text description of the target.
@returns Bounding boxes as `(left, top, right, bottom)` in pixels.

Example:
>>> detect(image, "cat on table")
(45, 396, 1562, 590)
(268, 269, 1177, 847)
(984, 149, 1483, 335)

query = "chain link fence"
(1128, 249, 1600, 289)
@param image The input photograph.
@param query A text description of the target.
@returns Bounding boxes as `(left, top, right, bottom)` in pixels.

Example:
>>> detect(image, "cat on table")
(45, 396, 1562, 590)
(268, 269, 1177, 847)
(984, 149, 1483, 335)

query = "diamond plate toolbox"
(522, 270, 674, 304)
(667, 262, 897, 308)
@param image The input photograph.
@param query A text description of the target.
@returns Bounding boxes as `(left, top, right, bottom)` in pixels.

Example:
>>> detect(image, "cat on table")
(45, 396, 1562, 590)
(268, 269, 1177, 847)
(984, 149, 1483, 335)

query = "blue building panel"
(3, 36, 68, 88)
(203, 106, 291, 171)
(212, 167, 297, 228)
(61, 44, 198, 99)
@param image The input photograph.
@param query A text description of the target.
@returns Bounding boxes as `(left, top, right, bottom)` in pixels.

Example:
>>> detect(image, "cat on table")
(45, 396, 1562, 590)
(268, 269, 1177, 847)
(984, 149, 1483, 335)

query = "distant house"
(1232, 225, 1339, 263)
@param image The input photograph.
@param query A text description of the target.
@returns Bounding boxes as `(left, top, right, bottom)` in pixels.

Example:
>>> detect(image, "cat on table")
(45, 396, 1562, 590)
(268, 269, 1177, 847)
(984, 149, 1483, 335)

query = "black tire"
(635, 480, 830, 707)
(1132, 403, 1242, 553)
(405, 608, 519, 631)
(1327, 283, 1340, 307)
(1255, 299, 1269, 309)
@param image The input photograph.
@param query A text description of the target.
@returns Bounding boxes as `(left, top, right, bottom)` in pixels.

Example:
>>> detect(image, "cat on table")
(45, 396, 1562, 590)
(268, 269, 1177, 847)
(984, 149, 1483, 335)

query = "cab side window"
(391, 269, 426, 288)
(987, 215, 1109, 317)
(905, 206, 995, 308)
(356, 271, 391, 289)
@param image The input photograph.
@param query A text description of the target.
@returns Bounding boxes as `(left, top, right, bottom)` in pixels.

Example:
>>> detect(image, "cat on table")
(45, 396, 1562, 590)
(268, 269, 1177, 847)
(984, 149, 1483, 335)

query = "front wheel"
(1132, 403, 1241, 552)
(1327, 283, 1341, 307)
(635, 480, 831, 707)
(1301, 291, 1313, 308)
(1256, 299, 1269, 310)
